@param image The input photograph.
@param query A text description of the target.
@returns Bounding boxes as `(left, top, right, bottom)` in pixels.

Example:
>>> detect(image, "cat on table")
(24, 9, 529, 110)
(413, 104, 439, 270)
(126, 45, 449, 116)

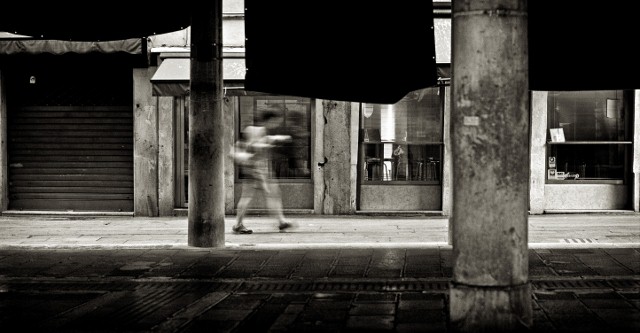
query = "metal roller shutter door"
(7, 62, 133, 211)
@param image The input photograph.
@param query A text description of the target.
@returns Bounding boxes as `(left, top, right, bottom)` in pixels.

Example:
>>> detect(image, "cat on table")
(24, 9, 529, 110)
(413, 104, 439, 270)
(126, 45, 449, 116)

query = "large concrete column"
(188, 0, 225, 247)
(449, 0, 532, 331)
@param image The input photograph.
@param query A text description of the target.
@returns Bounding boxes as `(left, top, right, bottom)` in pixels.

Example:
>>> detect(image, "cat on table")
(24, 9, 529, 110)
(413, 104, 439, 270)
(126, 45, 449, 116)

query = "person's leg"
(266, 181, 297, 231)
(235, 196, 251, 226)
(266, 181, 286, 222)
(233, 182, 255, 234)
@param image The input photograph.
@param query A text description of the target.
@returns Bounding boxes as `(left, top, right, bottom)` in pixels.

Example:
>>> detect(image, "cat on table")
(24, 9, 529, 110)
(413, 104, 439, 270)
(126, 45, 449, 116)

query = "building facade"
(0, 1, 638, 216)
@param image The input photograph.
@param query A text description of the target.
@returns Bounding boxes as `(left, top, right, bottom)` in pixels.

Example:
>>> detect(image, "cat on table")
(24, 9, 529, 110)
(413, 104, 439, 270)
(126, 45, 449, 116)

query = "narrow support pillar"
(449, 0, 532, 331)
(322, 100, 353, 214)
(188, 0, 225, 247)
(633, 91, 640, 212)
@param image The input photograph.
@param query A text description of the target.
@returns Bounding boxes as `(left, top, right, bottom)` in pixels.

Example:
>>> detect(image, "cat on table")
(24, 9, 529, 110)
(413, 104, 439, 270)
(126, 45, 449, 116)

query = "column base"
(449, 282, 532, 332)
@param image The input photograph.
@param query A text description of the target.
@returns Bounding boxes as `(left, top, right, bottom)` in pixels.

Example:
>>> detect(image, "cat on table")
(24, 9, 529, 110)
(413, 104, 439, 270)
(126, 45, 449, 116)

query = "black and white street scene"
(0, 1, 638, 332)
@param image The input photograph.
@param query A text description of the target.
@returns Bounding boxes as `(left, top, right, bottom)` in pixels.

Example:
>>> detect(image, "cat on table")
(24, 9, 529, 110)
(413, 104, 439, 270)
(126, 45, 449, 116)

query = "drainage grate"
(4, 280, 135, 292)
(532, 279, 640, 290)
(3, 279, 450, 293)
(239, 280, 450, 293)
(563, 238, 598, 243)
(2, 280, 242, 293)
(136, 281, 241, 292)
(608, 280, 640, 289)
(4, 278, 638, 294)
(534, 279, 608, 289)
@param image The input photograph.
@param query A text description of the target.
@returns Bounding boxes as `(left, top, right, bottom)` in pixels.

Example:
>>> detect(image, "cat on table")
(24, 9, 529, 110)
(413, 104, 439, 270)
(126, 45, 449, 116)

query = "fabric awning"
(0, 38, 142, 55)
(151, 57, 246, 96)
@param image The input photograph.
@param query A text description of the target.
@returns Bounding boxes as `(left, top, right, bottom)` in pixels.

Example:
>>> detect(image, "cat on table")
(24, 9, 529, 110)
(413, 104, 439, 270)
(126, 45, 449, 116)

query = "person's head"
(242, 125, 266, 142)
(260, 109, 283, 129)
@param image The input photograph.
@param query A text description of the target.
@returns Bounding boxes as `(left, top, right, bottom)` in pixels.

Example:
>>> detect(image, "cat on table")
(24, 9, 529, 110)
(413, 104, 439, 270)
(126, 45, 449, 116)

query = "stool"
(425, 161, 438, 181)
(365, 158, 389, 181)
(365, 158, 381, 180)
(410, 160, 425, 180)
(394, 160, 405, 180)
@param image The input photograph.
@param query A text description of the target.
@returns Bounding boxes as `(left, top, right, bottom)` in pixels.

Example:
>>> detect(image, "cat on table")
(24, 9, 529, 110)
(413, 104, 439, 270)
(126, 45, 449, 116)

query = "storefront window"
(175, 94, 312, 207)
(237, 95, 312, 180)
(546, 90, 632, 183)
(360, 87, 443, 184)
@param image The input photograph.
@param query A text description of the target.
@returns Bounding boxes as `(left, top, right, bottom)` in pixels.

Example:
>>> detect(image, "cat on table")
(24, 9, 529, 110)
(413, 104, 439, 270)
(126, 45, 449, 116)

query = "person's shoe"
(232, 225, 253, 234)
(278, 221, 297, 232)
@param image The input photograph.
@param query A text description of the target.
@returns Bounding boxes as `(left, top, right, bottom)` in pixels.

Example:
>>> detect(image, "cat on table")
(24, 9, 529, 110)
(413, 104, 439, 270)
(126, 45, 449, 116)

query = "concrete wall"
(349, 102, 359, 213)
(0, 70, 7, 211)
(360, 185, 442, 211)
(224, 97, 235, 214)
(158, 96, 175, 216)
(634, 90, 640, 212)
(313, 99, 325, 214)
(133, 68, 159, 216)
(321, 100, 355, 214)
(442, 86, 453, 216)
(530, 91, 548, 214)
(544, 184, 628, 210)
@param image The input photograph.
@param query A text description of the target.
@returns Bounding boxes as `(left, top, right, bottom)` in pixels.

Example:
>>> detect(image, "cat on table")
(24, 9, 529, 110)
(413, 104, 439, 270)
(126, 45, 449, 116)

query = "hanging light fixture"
(606, 90, 621, 119)
(363, 105, 374, 118)
(606, 98, 618, 118)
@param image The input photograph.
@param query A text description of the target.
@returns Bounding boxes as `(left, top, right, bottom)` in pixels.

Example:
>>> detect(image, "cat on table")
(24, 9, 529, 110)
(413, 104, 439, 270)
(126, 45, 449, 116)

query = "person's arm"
(232, 141, 254, 164)
(265, 134, 292, 143)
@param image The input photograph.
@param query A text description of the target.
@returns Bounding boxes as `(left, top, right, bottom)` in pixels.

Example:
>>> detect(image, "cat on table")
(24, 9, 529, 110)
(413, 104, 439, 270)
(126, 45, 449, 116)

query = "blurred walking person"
(231, 110, 297, 234)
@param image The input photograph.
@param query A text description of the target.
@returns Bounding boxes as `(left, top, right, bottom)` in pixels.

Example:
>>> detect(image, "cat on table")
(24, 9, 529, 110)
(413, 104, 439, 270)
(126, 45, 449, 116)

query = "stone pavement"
(0, 213, 638, 332)
(0, 212, 638, 248)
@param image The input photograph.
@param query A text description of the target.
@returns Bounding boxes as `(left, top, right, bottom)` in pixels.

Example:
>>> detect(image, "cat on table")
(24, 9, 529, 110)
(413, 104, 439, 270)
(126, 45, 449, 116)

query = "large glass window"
(360, 87, 443, 184)
(546, 90, 632, 184)
(237, 95, 312, 180)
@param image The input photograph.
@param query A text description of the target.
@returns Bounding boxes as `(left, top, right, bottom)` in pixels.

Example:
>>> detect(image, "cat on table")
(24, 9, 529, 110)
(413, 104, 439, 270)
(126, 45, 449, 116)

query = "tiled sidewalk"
(0, 246, 639, 332)
(0, 213, 638, 332)
(0, 213, 638, 248)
